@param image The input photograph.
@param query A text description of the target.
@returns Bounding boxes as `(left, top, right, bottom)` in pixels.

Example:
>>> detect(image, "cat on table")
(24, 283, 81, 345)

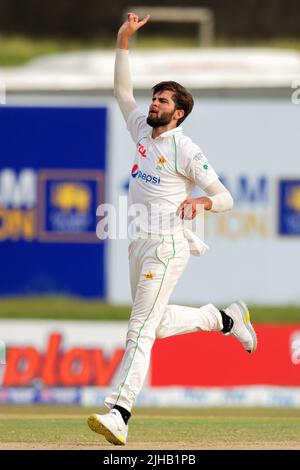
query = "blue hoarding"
(0, 106, 107, 297)
(278, 179, 300, 236)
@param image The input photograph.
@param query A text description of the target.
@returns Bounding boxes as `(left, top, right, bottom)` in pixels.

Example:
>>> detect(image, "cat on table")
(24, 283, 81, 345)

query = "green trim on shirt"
(173, 135, 179, 174)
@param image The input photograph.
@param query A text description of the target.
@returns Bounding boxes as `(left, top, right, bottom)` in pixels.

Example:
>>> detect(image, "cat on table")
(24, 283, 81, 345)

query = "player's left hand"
(177, 197, 212, 219)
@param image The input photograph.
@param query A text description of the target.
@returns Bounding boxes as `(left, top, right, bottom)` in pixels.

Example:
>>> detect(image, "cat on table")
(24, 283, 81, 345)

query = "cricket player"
(88, 13, 257, 445)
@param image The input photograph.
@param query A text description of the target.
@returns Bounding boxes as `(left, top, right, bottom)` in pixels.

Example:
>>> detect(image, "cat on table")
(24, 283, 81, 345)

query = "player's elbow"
(113, 81, 124, 100)
(114, 87, 133, 106)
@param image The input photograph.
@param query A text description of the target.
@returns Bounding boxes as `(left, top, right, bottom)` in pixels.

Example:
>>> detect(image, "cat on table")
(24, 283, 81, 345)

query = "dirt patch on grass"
(1, 442, 300, 450)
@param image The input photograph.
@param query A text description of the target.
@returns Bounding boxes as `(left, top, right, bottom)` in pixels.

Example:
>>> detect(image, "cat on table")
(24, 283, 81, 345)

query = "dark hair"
(152, 81, 194, 126)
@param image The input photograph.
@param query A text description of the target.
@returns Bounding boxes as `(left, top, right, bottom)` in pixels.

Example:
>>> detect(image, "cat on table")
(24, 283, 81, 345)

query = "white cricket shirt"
(127, 107, 219, 237)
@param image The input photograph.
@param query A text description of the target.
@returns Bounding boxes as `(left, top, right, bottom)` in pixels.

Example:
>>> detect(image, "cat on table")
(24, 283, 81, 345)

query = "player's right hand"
(118, 12, 150, 38)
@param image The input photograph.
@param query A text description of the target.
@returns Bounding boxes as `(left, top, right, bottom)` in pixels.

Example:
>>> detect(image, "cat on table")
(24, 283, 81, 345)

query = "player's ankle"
(113, 405, 131, 424)
(220, 309, 234, 333)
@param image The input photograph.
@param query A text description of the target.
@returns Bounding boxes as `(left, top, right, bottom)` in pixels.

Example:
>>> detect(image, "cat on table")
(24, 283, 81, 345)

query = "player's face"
(147, 90, 177, 128)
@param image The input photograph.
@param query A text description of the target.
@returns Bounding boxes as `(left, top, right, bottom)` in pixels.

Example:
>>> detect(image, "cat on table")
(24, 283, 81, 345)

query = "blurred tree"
(0, 0, 299, 40)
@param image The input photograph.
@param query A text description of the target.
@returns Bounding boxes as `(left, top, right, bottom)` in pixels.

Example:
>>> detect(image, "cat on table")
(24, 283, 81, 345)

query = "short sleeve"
(126, 107, 150, 144)
(178, 138, 219, 190)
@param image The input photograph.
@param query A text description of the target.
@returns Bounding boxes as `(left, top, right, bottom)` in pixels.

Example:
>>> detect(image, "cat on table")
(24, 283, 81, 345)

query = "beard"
(146, 110, 174, 128)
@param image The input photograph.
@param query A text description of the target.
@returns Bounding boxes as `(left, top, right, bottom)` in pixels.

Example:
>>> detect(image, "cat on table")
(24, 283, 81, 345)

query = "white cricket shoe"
(87, 409, 128, 445)
(223, 300, 257, 354)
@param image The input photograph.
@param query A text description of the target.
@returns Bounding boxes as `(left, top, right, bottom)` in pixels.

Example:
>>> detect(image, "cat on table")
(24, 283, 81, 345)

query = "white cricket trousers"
(105, 233, 223, 412)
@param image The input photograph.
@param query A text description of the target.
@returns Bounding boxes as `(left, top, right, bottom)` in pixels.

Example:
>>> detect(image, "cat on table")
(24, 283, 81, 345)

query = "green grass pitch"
(0, 406, 299, 450)
(0, 296, 299, 323)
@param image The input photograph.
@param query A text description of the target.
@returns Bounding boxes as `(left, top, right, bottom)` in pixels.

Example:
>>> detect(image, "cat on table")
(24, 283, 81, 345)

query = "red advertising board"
(3, 333, 124, 387)
(151, 325, 300, 386)
(1, 323, 300, 388)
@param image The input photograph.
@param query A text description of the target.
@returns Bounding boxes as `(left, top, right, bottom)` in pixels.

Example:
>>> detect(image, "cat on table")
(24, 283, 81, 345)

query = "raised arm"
(114, 13, 150, 121)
